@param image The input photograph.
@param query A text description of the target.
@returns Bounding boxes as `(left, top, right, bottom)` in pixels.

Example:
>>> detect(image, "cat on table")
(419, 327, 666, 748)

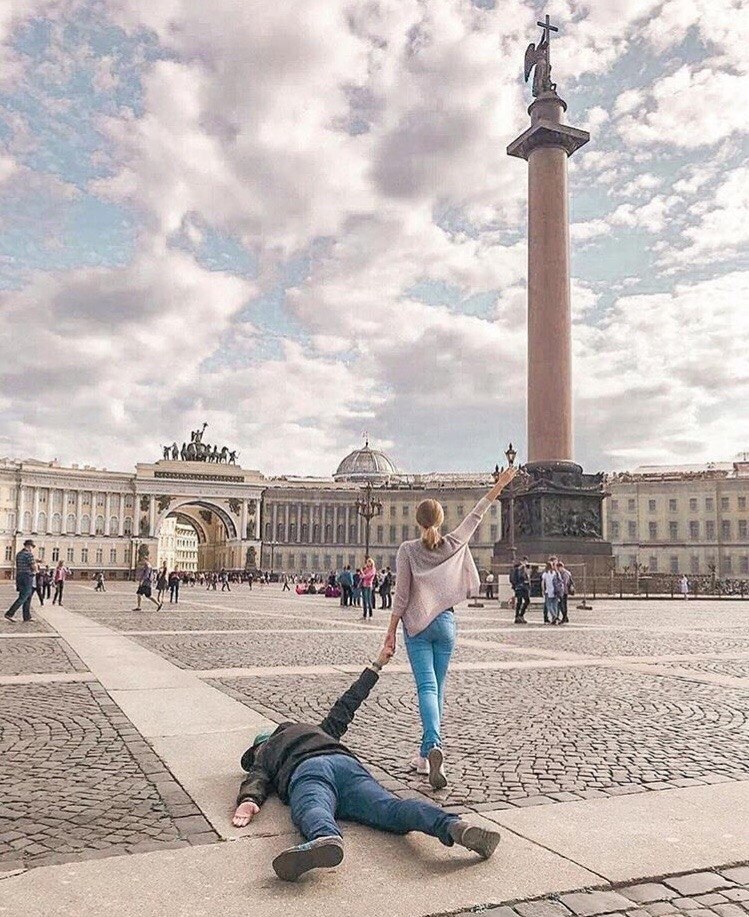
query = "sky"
(0, 0, 747, 478)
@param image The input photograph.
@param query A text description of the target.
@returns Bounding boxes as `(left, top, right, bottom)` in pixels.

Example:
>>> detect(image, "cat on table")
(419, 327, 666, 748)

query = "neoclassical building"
(1, 444, 747, 581)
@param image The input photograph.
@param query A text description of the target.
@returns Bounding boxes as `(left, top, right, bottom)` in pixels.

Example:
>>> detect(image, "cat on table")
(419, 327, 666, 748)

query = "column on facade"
(62, 490, 70, 533)
(149, 496, 156, 537)
(240, 500, 248, 541)
(105, 493, 112, 535)
(254, 501, 261, 539)
(283, 503, 289, 543)
(32, 487, 40, 532)
(271, 502, 278, 542)
(118, 496, 125, 536)
(76, 491, 83, 534)
(17, 486, 26, 533)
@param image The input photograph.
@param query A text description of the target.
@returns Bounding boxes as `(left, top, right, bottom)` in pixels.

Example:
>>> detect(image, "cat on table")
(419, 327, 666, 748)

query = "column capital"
(507, 120, 589, 160)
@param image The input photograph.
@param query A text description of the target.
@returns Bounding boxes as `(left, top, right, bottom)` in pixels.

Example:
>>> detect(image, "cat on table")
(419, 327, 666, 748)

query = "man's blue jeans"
(5, 574, 35, 620)
(288, 755, 457, 845)
(403, 610, 456, 758)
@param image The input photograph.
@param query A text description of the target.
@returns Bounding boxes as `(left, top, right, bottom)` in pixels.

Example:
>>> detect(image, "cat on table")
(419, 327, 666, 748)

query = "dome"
(334, 442, 400, 482)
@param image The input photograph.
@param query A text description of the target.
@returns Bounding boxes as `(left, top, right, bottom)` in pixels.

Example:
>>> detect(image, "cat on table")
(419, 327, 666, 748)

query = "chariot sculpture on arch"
(159, 422, 240, 464)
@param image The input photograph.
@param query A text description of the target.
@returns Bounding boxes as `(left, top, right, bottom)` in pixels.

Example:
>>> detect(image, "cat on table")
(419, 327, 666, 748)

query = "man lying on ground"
(232, 645, 500, 881)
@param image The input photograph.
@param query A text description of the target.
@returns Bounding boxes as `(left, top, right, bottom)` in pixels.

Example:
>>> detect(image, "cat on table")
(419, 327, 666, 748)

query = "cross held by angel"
(524, 15, 558, 98)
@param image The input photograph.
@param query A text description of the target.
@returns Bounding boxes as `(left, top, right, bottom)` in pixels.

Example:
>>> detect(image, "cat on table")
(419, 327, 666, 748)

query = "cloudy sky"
(0, 0, 747, 477)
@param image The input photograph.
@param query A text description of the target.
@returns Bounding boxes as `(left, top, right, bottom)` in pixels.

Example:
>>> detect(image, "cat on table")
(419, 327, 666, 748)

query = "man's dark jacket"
(237, 667, 378, 807)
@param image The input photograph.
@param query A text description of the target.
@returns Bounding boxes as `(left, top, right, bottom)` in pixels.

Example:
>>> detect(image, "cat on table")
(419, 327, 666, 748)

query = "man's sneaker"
(409, 753, 429, 775)
(514, 616, 527, 624)
(427, 746, 447, 790)
(449, 820, 501, 859)
(4, 614, 16, 624)
(272, 836, 344, 882)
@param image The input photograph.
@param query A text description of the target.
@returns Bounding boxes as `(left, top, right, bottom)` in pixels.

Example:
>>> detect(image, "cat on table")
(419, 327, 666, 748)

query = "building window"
(669, 555, 679, 573)
(348, 554, 355, 567)
(323, 554, 331, 569)
(721, 497, 729, 511)
(300, 553, 307, 570)
(110, 548, 117, 564)
(36, 512, 47, 533)
(490, 505, 498, 517)
(740, 556, 749, 574)
(610, 499, 618, 512)
(22, 510, 32, 531)
(706, 497, 714, 511)
(348, 526, 357, 543)
(37, 547, 45, 560)
(110, 516, 118, 534)
(402, 505, 409, 517)
(401, 525, 409, 541)
(124, 517, 133, 536)
(95, 515, 105, 535)
(81, 548, 89, 563)
(610, 520, 620, 539)
(668, 499, 677, 512)
(648, 499, 656, 512)
(457, 505, 464, 518)
(628, 499, 636, 512)
(376, 525, 383, 542)
(52, 547, 60, 561)
(739, 520, 747, 538)
(706, 521, 715, 540)
(67, 547, 74, 562)
(336, 525, 344, 542)
(323, 525, 332, 542)
(648, 522, 657, 540)
(96, 494, 105, 507)
(95, 548, 103, 564)
(265, 522, 272, 540)
(648, 556, 657, 572)
(80, 514, 91, 535)
(389, 525, 396, 543)
(721, 520, 731, 540)
(738, 496, 746, 511)
(277, 524, 286, 541)
(287, 554, 296, 570)
(66, 513, 76, 534)
(336, 555, 343, 569)
(312, 524, 320, 543)
(689, 521, 699, 540)
(724, 555, 733, 573)
(4, 545, 12, 561)
(490, 524, 498, 541)
(389, 505, 395, 517)
(311, 553, 319, 570)
(669, 521, 678, 540)
(689, 498, 697, 511)
(690, 555, 699, 573)
(627, 521, 637, 539)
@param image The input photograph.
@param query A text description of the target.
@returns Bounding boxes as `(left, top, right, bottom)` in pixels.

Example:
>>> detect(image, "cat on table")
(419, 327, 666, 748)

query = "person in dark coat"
(232, 646, 500, 881)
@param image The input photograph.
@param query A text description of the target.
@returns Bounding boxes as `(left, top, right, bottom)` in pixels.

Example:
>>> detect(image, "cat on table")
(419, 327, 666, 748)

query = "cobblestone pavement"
(451, 865, 749, 917)
(0, 681, 217, 870)
(0, 637, 87, 675)
(0, 614, 54, 633)
(68, 610, 348, 632)
(636, 659, 749, 679)
(215, 665, 749, 808)
(134, 630, 522, 669)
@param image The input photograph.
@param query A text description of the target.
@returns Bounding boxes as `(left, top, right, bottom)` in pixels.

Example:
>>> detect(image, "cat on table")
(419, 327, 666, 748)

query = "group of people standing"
(335, 564, 393, 617)
(509, 556, 574, 624)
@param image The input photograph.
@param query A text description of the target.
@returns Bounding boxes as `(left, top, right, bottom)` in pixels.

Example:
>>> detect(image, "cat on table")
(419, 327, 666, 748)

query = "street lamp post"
(355, 481, 382, 561)
(494, 442, 518, 564)
(267, 540, 279, 577)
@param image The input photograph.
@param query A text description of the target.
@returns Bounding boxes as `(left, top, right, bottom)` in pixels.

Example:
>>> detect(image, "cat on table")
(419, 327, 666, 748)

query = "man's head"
(240, 728, 276, 771)
(23, 539, 35, 549)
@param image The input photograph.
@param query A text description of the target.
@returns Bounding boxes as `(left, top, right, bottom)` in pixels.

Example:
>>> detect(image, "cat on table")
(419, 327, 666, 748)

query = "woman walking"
(360, 558, 376, 619)
(382, 467, 517, 789)
(156, 564, 168, 604)
(52, 561, 70, 606)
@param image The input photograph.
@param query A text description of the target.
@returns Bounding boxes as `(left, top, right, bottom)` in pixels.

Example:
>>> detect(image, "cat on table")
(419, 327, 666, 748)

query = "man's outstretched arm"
(233, 765, 272, 826)
(319, 646, 392, 740)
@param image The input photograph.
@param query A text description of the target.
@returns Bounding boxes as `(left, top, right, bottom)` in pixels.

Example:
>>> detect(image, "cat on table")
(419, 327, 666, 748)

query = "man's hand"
(232, 800, 260, 827)
(376, 643, 394, 668)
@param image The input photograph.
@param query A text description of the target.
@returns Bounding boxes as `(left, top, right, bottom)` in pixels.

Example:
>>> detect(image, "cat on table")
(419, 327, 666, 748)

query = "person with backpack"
(556, 559, 574, 623)
(509, 560, 530, 623)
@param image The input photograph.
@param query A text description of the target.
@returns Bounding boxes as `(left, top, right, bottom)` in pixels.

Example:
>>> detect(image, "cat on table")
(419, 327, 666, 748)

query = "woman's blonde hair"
(416, 499, 444, 550)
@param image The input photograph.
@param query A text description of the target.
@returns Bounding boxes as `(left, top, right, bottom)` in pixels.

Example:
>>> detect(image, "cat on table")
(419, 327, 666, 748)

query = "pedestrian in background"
(509, 561, 530, 624)
(156, 564, 168, 602)
(168, 569, 180, 603)
(134, 560, 162, 612)
(556, 560, 574, 623)
(52, 560, 71, 606)
(679, 574, 689, 600)
(360, 558, 376, 619)
(541, 561, 561, 625)
(4, 539, 37, 623)
(485, 571, 495, 600)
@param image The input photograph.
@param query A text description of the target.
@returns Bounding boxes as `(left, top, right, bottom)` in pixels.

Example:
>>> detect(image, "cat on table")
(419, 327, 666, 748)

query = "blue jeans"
(288, 755, 456, 845)
(403, 610, 456, 758)
(6, 574, 35, 620)
(361, 586, 373, 616)
(544, 596, 559, 622)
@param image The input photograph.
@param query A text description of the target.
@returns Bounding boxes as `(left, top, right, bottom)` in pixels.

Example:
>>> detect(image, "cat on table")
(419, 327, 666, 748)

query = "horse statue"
(228, 450, 238, 465)
(171, 442, 179, 460)
(218, 446, 229, 464)
(180, 442, 188, 461)
(162, 445, 171, 460)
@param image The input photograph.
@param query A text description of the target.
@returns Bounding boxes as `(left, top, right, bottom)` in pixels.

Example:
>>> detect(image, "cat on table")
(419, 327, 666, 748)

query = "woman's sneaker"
(409, 753, 429, 775)
(449, 820, 501, 859)
(427, 746, 447, 790)
(272, 836, 344, 881)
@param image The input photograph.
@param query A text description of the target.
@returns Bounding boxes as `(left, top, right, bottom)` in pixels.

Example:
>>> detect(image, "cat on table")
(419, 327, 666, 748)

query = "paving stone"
(559, 891, 634, 916)
(515, 900, 573, 917)
(624, 885, 679, 904)
(666, 874, 736, 896)
(643, 904, 677, 916)
(721, 870, 749, 886)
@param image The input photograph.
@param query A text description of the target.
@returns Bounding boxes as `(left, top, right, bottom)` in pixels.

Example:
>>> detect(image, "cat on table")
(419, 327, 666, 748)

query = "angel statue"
(524, 17, 557, 97)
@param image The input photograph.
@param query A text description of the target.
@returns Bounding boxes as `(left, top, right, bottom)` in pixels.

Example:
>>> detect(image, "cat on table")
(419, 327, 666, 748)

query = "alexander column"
(495, 16, 612, 576)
